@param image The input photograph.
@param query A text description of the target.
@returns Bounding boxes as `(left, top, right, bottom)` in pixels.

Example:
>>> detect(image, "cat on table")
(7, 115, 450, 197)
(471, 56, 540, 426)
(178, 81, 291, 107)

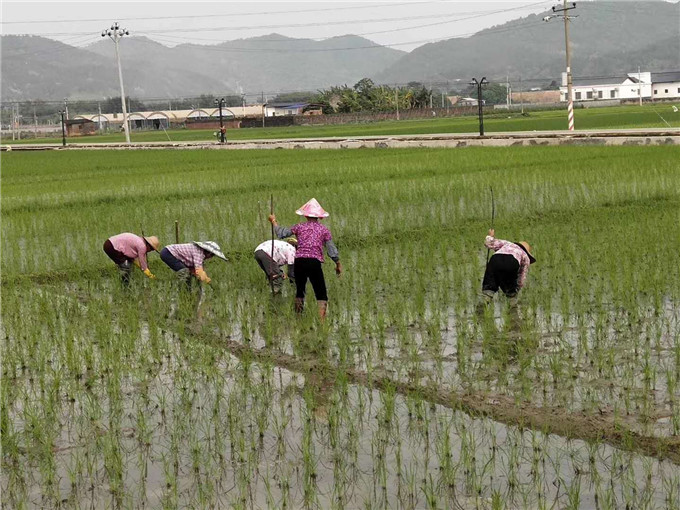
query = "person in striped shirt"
(254, 237, 297, 294)
(103, 232, 160, 285)
(159, 241, 227, 286)
(482, 229, 536, 304)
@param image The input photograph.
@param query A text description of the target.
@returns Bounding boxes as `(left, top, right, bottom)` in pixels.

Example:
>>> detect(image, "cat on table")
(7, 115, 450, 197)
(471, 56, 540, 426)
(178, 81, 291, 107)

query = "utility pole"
(395, 88, 400, 121)
(63, 98, 69, 120)
(98, 103, 103, 134)
(506, 76, 510, 108)
(102, 22, 131, 143)
(545, 1, 577, 130)
(33, 106, 38, 139)
(638, 65, 643, 106)
(214, 97, 226, 143)
(520, 76, 524, 114)
(15, 103, 20, 140)
(59, 110, 66, 146)
(470, 77, 488, 136)
(261, 91, 266, 128)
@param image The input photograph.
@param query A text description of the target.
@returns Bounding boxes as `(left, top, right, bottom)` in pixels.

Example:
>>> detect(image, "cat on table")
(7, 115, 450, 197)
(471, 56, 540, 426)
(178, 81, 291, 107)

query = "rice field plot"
(6, 103, 680, 145)
(2, 146, 680, 508)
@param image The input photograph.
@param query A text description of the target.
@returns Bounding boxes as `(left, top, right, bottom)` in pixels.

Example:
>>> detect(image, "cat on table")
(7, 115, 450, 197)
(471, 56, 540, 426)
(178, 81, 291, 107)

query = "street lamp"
(470, 77, 488, 136)
(544, 2, 577, 130)
(102, 22, 131, 143)
(214, 97, 226, 143)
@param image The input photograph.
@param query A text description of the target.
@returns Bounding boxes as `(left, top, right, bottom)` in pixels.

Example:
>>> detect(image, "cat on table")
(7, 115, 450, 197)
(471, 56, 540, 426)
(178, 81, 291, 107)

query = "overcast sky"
(0, 0, 578, 52)
(1, 0, 669, 53)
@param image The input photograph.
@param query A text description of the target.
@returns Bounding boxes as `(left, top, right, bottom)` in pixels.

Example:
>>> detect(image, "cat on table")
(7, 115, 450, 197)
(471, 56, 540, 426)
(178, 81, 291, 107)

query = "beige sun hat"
(517, 241, 536, 264)
(143, 236, 161, 252)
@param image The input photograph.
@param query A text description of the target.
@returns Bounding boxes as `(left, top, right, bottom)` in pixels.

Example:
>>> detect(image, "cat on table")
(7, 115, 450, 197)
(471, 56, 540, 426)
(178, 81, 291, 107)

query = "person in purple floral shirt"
(482, 229, 536, 305)
(269, 198, 342, 320)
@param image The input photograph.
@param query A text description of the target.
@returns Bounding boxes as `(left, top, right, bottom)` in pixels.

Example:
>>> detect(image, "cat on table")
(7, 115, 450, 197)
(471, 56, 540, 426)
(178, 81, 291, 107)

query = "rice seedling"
(2, 144, 679, 508)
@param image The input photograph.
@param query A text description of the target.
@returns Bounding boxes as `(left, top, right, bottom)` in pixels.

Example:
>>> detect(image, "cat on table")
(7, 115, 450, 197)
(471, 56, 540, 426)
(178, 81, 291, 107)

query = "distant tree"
(462, 83, 508, 105)
(271, 91, 316, 103)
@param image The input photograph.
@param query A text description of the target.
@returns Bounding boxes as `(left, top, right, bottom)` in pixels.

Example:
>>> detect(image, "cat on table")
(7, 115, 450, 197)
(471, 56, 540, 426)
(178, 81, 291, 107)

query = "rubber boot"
(118, 260, 132, 286)
(318, 300, 328, 321)
(294, 298, 305, 315)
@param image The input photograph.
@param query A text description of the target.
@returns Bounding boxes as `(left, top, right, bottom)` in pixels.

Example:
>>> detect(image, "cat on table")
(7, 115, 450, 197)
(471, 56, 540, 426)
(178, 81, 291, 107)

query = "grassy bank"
(4, 103, 679, 145)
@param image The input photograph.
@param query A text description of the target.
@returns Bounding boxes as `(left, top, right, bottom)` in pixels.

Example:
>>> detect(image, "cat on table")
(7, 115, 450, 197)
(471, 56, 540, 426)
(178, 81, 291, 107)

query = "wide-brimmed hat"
(516, 241, 536, 264)
(193, 241, 228, 261)
(295, 198, 329, 218)
(143, 235, 160, 252)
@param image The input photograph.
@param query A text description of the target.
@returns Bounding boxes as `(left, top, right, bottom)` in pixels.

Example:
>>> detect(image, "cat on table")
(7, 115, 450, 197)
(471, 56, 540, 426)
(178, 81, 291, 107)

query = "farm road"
(2, 128, 679, 151)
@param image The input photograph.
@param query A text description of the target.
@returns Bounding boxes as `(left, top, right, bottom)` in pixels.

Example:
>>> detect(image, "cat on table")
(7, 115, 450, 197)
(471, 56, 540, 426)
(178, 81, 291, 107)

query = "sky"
(1, 0, 584, 52)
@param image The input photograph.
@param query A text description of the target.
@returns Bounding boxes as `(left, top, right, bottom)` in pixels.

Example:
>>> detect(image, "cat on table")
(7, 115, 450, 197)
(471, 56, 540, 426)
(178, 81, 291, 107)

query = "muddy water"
(8, 329, 680, 509)
(4, 288, 679, 508)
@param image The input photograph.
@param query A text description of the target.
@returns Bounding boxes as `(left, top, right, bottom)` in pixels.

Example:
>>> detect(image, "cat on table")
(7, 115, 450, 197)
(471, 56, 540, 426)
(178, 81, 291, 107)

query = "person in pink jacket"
(103, 232, 160, 285)
(482, 229, 535, 304)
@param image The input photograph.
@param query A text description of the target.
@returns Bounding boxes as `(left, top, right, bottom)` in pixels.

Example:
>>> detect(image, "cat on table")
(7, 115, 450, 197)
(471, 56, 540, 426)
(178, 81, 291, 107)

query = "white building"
(651, 71, 680, 100)
(560, 72, 651, 102)
(73, 106, 266, 129)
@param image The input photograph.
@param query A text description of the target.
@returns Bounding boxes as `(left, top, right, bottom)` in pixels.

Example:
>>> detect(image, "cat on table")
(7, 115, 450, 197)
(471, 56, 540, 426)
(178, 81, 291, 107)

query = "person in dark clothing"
(482, 229, 535, 304)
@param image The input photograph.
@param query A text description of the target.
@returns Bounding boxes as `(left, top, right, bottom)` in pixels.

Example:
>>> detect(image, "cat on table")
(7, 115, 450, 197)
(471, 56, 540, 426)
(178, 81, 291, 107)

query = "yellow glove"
(134, 259, 141, 269)
(143, 268, 156, 279)
(195, 267, 211, 284)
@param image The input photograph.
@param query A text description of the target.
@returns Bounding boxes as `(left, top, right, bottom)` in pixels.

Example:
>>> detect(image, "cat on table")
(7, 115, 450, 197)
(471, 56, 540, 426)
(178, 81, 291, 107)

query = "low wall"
(293, 107, 481, 126)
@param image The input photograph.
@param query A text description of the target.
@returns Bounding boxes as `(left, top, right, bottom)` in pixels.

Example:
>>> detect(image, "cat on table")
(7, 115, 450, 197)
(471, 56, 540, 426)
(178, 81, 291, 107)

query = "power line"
(140, 18, 549, 54)
(5, 1, 552, 38)
(138, 1, 552, 45)
(0, 1, 443, 25)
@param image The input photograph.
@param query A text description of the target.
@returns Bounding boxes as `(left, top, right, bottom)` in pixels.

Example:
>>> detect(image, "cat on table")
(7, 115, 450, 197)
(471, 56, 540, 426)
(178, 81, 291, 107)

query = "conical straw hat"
(143, 235, 161, 252)
(517, 241, 536, 264)
(295, 198, 329, 218)
(193, 241, 228, 261)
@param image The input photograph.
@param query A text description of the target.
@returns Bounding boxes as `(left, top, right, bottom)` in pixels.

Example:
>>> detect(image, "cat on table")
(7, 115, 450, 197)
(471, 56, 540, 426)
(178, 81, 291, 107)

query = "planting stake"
(270, 194, 275, 296)
(486, 186, 495, 263)
(257, 201, 266, 239)
(175, 220, 179, 244)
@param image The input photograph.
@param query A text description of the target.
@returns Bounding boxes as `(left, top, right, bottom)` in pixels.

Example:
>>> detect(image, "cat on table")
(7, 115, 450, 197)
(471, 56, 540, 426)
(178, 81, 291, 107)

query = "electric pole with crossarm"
(544, 1, 577, 131)
(102, 22, 131, 143)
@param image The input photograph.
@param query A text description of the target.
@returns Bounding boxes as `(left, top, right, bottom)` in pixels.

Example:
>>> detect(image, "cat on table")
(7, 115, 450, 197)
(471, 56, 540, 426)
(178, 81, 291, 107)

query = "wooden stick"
(175, 220, 179, 244)
(270, 195, 275, 295)
(486, 186, 495, 264)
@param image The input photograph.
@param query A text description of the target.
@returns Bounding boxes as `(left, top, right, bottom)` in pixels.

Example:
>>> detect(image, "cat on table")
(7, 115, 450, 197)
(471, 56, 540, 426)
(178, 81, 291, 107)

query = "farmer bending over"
(254, 237, 297, 294)
(160, 241, 227, 286)
(269, 198, 341, 320)
(103, 232, 160, 285)
(481, 229, 535, 305)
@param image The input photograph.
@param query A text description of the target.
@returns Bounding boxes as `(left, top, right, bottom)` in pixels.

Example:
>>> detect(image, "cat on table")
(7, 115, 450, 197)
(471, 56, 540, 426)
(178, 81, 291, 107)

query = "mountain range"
(2, 1, 678, 102)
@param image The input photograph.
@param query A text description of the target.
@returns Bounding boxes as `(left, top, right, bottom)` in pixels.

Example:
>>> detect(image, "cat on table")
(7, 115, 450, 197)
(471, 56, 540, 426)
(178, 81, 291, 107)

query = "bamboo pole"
(270, 195, 275, 295)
